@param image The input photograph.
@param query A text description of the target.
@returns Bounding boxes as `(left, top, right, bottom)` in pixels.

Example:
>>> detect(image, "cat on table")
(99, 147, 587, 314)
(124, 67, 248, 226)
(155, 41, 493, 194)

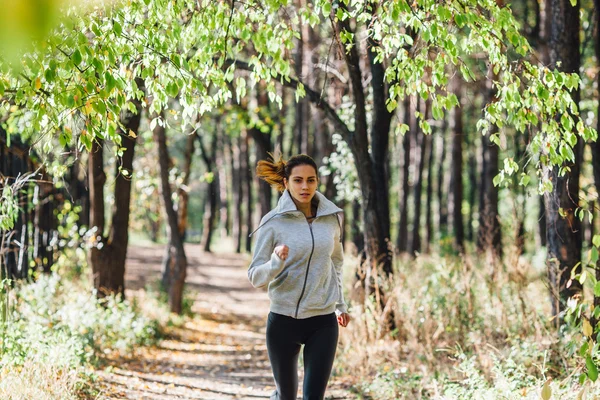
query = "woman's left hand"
(337, 313, 350, 327)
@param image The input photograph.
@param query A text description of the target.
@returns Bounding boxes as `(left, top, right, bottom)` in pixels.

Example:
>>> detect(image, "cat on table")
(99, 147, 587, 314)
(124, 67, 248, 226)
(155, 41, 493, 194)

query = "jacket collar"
(248, 190, 343, 237)
(276, 189, 342, 217)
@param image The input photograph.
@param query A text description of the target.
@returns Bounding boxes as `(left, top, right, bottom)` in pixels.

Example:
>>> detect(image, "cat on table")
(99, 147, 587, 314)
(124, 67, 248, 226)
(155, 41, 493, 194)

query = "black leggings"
(266, 312, 339, 400)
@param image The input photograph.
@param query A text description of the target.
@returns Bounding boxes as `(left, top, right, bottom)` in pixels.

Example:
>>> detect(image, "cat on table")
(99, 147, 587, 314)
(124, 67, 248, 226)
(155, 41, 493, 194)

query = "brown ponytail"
(256, 153, 318, 193)
(256, 152, 288, 192)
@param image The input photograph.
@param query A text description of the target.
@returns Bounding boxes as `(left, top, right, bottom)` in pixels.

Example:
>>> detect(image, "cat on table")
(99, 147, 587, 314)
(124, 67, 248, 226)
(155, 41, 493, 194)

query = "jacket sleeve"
(332, 215, 348, 315)
(248, 224, 285, 289)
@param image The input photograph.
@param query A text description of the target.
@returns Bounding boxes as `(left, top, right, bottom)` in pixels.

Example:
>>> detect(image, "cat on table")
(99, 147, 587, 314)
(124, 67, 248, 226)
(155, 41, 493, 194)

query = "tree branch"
(222, 58, 353, 141)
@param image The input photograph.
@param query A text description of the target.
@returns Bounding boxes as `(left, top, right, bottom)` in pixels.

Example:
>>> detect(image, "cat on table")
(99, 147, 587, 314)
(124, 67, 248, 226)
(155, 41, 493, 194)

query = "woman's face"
(284, 164, 318, 206)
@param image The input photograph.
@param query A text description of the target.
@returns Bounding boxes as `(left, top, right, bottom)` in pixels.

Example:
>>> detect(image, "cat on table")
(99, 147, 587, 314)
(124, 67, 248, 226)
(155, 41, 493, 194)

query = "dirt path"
(96, 243, 355, 400)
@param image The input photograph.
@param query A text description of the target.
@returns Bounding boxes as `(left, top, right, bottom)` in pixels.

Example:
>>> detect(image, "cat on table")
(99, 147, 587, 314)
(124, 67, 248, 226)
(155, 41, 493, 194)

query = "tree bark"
(177, 132, 196, 242)
(154, 114, 187, 314)
(243, 129, 254, 253)
(477, 73, 502, 258)
(448, 77, 464, 252)
(248, 126, 272, 217)
(425, 123, 435, 253)
(466, 110, 478, 243)
(231, 136, 243, 253)
(88, 97, 142, 299)
(411, 100, 429, 255)
(437, 118, 449, 235)
(591, 0, 600, 327)
(218, 133, 231, 238)
(397, 97, 412, 254)
(198, 125, 218, 253)
(544, 0, 582, 319)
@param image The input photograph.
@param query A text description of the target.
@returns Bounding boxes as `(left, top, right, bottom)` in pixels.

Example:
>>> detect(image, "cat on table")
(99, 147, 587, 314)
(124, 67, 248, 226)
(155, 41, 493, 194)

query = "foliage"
(0, 0, 595, 192)
(561, 233, 600, 386)
(0, 274, 160, 398)
(51, 200, 94, 279)
(320, 133, 361, 203)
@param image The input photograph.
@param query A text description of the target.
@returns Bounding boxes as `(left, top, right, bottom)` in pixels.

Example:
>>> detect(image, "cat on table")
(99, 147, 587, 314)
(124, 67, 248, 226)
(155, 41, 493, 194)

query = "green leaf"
(72, 49, 82, 66)
(93, 100, 106, 115)
(113, 21, 123, 36)
(593, 235, 600, 248)
(591, 247, 599, 264)
(587, 355, 598, 382)
(166, 82, 179, 97)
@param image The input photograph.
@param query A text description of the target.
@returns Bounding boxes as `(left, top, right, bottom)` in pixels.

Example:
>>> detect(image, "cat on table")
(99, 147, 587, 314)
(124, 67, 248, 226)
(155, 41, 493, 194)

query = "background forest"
(1, 0, 600, 398)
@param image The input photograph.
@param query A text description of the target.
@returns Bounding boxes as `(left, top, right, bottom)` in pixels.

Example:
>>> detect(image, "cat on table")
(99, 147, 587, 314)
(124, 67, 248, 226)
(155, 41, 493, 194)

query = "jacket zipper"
(295, 218, 315, 318)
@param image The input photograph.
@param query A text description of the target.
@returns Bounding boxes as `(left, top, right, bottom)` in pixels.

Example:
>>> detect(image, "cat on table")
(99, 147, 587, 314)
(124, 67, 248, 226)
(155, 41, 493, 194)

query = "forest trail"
(96, 243, 355, 400)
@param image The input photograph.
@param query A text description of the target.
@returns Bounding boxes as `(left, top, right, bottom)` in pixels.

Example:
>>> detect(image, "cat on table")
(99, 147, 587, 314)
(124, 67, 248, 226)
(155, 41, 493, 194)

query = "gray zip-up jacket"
(248, 190, 348, 319)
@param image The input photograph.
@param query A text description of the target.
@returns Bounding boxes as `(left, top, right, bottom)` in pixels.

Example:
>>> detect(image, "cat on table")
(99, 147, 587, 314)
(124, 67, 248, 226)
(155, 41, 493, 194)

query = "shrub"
(0, 274, 161, 399)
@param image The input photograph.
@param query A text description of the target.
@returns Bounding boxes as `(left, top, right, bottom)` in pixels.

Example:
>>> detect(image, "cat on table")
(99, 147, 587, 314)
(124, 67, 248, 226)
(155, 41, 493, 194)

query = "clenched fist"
(274, 244, 289, 261)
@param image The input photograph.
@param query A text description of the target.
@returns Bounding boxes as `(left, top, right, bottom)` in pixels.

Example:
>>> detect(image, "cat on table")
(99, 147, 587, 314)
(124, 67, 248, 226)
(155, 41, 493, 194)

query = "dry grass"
(0, 360, 84, 400)
(335, 245, 567, 399)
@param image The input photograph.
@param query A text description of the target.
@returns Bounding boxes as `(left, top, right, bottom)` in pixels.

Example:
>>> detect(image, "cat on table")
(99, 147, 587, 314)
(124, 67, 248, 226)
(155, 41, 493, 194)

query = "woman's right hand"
(274, 244, 289, 261)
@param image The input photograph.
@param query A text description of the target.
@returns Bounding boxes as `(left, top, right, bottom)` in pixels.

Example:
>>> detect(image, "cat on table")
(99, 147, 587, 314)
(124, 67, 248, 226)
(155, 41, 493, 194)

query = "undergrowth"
(0, 274, 163, 399)
(336, 247, 599, 399)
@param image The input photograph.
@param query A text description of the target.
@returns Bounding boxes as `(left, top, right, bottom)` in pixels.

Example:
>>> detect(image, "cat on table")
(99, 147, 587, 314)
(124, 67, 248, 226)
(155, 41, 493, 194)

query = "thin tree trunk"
(177, 132, 196, 242)
(544, 0, 582, 319)
(397, 97, 412, 254)
(248, 126, 272, 217)
(411, 100, 429, 255)
(219, 133, 232, 237)
(478, 73, 502, 258)
(437, 118, 449, 234)
(448, 78, 464, 252)
(466, 114, 477, 243)
(243, 129, 254, 253)
(88, 97, 142, 298)
(425, 125, 435, 253)
(231, 136, 243, 253)
(539, 196, 547, 247)
(591, 0, 600, 328)
(198, 125, 219, 252)
(154, 114, 187, 314)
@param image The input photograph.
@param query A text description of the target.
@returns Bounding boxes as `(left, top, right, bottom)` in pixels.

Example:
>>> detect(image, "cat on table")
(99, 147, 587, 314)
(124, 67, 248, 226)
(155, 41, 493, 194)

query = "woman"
(248, 153, 350, 400)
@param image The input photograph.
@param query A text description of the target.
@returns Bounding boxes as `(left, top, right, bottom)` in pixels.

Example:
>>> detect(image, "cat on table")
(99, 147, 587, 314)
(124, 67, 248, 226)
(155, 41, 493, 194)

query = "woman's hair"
(256, 153, 318, 192)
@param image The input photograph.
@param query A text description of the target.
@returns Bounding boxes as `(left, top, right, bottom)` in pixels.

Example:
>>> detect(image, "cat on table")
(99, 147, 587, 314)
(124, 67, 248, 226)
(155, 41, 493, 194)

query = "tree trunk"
(466, 113, 478, 243)
(397, 97, 412, 254)
(437, 118, 449, 234)
(218, 133, 231, 238)
(198, 125, 219, 253)
(231, 136, 243, 253)
(243, 129, 254, 253)
(591, 0, 600, 327)
(411, 100, 429, 255)
(425, 123, 435, 253)
(477, 74, 502, 258)
(177, 132, 196, 242)
(351, 199, 364, 257)
(154, 114, 187, 314)
(248, 126, 272, 217)
(88, 98, 142, 299)
(544, 0, 582, 319)
(448, 78, 464, 252)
